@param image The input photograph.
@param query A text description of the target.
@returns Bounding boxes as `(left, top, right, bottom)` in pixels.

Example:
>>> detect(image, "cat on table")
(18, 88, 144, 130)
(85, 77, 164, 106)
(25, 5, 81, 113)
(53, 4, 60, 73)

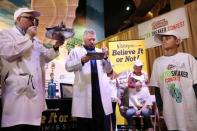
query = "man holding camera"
(0, 7, 65, 131)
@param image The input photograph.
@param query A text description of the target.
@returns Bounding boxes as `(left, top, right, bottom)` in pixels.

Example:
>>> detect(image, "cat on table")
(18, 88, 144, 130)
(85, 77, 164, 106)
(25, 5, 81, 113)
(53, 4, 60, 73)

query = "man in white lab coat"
(0, 7, 65, 131)
(65, 29, 113, 131)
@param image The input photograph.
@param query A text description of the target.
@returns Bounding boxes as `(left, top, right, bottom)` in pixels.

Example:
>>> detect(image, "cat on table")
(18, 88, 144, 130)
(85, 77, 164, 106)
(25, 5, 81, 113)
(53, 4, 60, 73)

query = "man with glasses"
(0, 7, 65, 131)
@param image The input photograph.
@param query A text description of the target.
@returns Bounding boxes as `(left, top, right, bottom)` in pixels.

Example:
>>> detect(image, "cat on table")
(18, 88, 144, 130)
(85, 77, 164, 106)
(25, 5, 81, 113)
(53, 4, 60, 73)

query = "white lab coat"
(108, 78, 118, 102)
(65, 46, 113, 118)
(0, 27, 59, 127)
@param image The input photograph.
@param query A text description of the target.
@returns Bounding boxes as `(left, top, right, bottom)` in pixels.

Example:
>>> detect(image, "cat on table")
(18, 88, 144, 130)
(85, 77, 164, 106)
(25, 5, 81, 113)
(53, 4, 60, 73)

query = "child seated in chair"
(119, 77, 153, 131)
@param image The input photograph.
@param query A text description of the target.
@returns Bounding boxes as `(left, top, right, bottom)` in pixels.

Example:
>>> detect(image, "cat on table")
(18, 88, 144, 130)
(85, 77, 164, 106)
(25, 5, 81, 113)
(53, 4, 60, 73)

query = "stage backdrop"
(108, 40, 148, 125)
(138, 7, 190, 48)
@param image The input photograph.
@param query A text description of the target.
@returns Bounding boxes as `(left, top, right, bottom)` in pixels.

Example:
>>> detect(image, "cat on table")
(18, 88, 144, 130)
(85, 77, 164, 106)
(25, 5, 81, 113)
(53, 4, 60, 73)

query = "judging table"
(41, 98, 77, 131)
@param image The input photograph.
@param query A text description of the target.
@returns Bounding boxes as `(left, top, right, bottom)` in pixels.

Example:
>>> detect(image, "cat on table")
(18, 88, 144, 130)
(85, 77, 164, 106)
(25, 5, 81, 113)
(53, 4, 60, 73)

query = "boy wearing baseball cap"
(149, 30, 197, 130)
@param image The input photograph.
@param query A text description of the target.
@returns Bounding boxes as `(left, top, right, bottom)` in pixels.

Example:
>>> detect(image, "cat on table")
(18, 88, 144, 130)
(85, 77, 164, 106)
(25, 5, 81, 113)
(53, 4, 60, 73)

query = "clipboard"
(86, 52, 105, 60)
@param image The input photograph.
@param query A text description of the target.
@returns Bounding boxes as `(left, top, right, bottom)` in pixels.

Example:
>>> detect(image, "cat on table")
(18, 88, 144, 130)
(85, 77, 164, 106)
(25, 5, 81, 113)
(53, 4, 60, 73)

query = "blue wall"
(86, 0, 105, 41)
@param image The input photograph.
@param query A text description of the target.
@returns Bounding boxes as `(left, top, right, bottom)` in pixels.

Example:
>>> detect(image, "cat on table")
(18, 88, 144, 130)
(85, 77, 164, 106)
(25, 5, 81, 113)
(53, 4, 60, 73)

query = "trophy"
(48, 62, 56, 98)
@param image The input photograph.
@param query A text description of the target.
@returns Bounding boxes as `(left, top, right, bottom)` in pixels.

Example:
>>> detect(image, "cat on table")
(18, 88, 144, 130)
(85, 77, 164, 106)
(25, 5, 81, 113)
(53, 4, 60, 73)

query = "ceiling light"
(126, 5, 130, 11)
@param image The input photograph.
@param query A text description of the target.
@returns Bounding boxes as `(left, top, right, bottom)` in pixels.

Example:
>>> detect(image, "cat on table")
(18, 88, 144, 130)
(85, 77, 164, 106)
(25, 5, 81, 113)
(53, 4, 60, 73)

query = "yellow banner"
(109, 40, 148, 125)
(109, 40, 148, 74)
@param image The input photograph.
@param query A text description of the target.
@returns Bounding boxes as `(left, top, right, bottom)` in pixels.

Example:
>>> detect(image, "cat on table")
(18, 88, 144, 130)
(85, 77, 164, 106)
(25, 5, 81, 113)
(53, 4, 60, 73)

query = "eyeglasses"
(20, 16, 39, 26)
(20, 16, 38, 22)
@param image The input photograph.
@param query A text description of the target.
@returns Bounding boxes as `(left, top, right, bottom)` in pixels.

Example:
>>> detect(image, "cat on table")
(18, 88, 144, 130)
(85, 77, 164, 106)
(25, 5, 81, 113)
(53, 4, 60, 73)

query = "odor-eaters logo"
(160, 70, 182, 103)
(167, 83, 182, 103)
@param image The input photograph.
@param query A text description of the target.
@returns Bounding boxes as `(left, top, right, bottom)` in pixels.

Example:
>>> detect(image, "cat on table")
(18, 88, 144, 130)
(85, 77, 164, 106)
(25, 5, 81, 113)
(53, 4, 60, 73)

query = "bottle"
(48, 79, 56, 98)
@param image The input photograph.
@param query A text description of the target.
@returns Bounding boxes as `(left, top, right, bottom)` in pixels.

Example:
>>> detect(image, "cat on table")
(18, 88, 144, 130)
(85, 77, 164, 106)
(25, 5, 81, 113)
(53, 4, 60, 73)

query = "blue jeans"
(125, 107, 152, 129)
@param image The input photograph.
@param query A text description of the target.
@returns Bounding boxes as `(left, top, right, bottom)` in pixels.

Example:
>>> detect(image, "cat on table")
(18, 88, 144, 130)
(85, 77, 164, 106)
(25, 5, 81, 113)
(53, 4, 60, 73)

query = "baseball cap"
(134, 59, 143, 67)
(154, 30, 182, 43)
(14, 7, 40, 21)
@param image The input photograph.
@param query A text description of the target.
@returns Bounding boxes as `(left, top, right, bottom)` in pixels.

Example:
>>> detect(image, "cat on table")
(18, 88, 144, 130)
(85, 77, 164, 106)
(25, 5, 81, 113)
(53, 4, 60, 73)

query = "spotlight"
(126, 5, 131, 11)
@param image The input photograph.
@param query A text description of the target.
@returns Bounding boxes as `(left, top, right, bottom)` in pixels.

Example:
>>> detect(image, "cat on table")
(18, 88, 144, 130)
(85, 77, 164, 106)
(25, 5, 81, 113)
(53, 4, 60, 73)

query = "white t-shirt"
(129, 72, 148, 87)
(128, 88, 151, 110)
(128, 71, 149, 93)
(116, 70, 130, 89)
(150, 52, 197, 131)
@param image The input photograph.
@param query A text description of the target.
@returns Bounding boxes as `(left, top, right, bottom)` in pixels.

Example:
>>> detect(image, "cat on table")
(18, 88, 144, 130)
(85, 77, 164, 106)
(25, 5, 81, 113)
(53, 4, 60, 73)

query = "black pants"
(77, 115, 111, 131)
(1, 124, 40, 131)
(111, 102, 117, 131)
(135, 117, 153, 130)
